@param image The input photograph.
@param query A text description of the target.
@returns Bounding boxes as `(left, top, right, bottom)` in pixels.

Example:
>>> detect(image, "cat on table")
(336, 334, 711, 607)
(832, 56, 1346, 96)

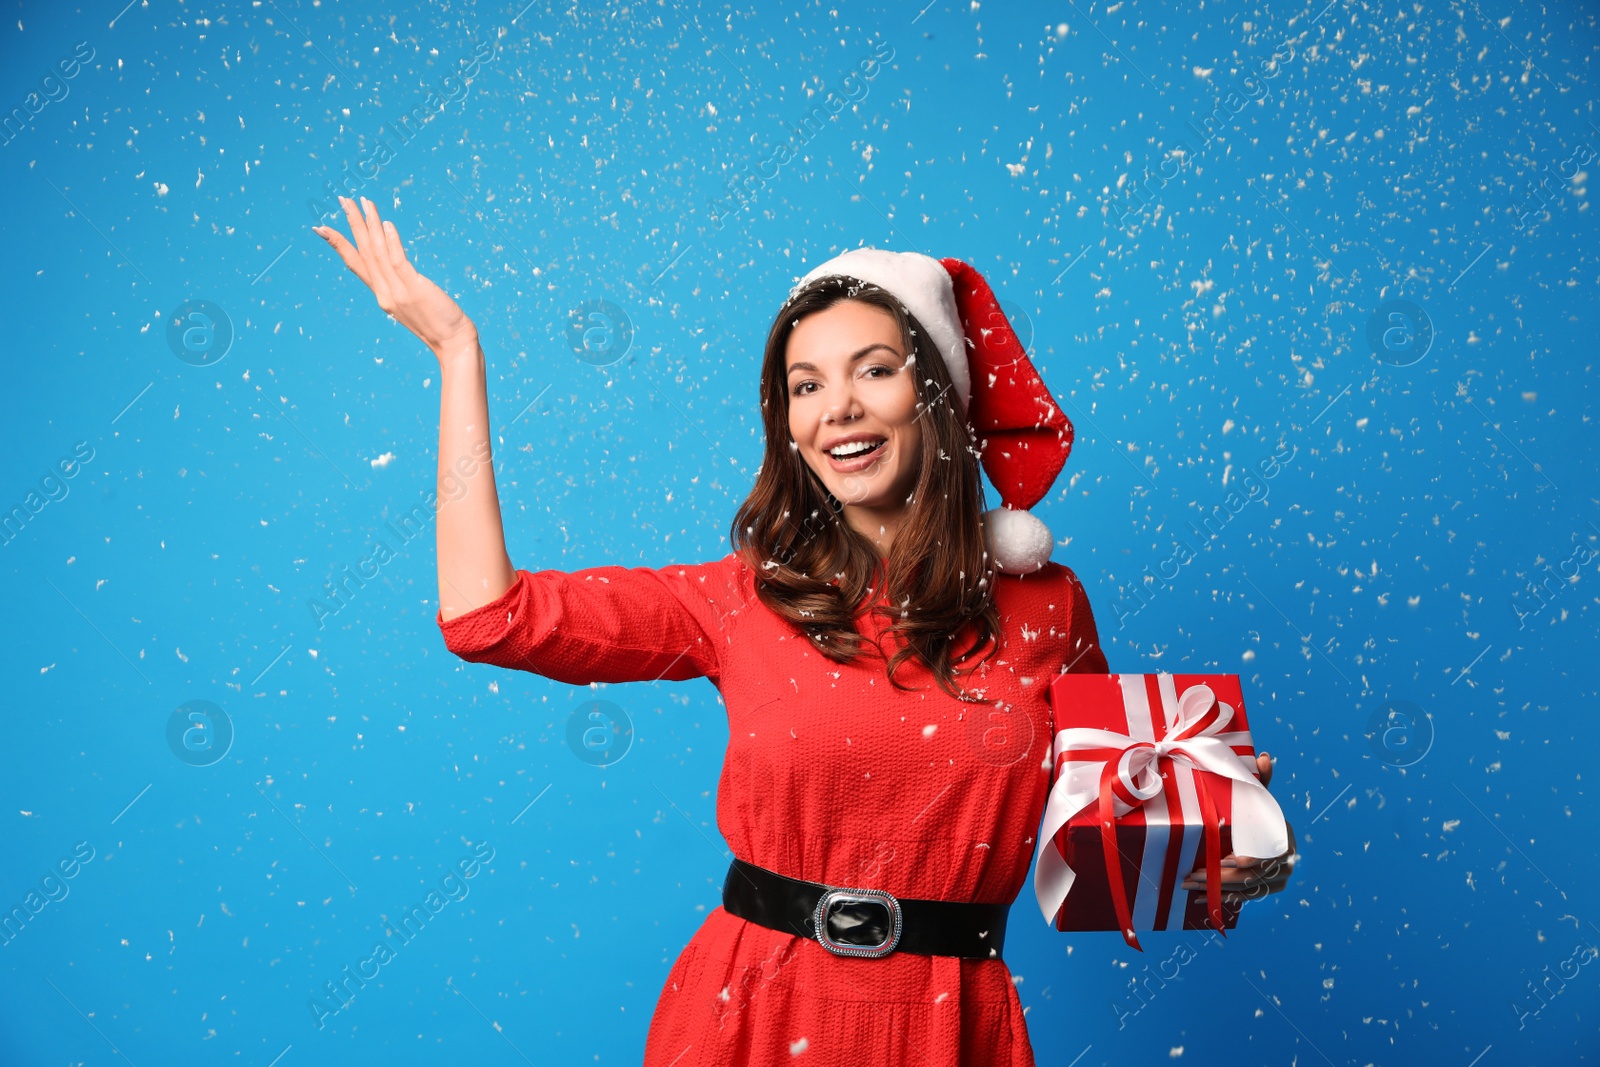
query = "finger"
(1228, 876, 1290, 904)
(314, 224, 376, 288)
(342, 197, 396, 310)
(1192, 851, 1295, 878)
(1186, 860, 1296, 890)
(357, 197, 406, 294)
(1218, 841, 1298, 880)
(379, 215, 419, 279)
(1226, 874, 1289, 902)
(1182, 872, 1260, 889)
(339, 196, 376, 255)
(1257, 752, 1273, 789)
(1182, 877, 1271, 896)
(1183, 866, 1286, 887)
(1241, 866, 1295, 894)
(358, 196, 395, 262)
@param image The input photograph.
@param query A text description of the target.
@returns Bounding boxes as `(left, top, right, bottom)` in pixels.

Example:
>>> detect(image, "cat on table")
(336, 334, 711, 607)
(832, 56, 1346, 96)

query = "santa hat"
(796, 247, 1074, 575)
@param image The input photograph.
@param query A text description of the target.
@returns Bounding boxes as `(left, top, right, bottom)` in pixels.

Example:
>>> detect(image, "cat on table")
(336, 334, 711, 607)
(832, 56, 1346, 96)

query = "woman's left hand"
(1179, 752, 1298, 905)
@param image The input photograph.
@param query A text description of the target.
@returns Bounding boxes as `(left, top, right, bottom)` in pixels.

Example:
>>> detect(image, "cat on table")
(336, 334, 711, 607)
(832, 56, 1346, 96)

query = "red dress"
(436, 551, 1108, 1066)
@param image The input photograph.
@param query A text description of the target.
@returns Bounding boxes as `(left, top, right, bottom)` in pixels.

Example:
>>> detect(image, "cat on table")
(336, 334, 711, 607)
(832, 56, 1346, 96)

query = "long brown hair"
(729, 275, 1002, 703)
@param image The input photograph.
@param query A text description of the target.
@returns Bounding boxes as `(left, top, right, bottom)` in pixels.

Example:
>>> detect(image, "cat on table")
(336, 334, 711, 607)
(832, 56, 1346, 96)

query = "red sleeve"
(1058, 564, 1109, 675)
(434, 553, 749, 687)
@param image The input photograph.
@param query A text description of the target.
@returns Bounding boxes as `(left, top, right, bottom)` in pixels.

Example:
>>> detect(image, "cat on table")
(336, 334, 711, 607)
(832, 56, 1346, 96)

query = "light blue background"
(1, 0, 1596, 1063)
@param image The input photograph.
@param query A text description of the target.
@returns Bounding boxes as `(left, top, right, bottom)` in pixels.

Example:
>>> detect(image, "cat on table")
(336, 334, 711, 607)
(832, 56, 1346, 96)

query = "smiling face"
(784, 298, 924, 544)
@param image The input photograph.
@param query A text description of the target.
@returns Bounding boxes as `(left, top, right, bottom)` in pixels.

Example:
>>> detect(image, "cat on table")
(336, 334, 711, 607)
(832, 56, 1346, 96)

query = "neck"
(842, 501, 909, 559)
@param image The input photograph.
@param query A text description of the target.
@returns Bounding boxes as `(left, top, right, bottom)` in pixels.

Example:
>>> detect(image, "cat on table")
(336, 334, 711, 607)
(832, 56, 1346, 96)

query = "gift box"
(1031, 673, 1288, 951)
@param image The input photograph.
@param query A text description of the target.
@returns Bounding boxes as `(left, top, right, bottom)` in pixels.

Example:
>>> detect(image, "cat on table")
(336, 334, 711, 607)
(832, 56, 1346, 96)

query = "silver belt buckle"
(814, 886, 902, 958)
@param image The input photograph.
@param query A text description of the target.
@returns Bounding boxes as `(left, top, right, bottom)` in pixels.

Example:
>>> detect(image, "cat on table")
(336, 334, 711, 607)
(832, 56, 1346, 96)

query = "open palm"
(313, 195, 476, 357)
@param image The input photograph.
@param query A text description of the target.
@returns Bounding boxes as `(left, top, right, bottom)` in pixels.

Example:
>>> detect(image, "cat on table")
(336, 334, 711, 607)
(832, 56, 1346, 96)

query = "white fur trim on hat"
(983, 506, 1054, 575)
(797, 248, 971, 412)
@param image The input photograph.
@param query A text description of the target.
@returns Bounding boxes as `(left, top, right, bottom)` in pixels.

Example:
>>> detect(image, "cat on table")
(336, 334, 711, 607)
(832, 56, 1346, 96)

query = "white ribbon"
(1033, 679, 1290, 926)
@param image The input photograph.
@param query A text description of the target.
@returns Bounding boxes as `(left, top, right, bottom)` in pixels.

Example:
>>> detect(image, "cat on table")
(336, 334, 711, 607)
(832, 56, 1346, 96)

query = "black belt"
(721, 857, 1009, 960)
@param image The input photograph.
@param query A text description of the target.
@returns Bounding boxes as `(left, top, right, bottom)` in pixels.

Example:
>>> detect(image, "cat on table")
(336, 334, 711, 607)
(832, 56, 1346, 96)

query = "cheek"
(890, 382, 924, 433)
(787, 398, 819, 442)
(882, 387, 923, 462)
(898, 415, 924, 466)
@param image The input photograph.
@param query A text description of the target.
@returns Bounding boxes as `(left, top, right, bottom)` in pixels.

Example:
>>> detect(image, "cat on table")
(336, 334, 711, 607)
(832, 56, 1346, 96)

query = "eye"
(790, 362, 894, 396)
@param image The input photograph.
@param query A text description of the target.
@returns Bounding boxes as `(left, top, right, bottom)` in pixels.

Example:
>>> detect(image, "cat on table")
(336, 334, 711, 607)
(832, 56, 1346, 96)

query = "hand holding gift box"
(1180, 753, 1297, 906)
(1032, 673, 1297, 951)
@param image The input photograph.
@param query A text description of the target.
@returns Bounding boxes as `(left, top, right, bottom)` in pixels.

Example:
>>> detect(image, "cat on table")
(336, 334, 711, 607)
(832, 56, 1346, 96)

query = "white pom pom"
(984, 507, 1054, 575)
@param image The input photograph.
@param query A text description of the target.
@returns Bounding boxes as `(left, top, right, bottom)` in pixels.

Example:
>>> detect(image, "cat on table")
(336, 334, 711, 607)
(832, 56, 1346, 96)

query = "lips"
(823, 432, 886, 454)
(825, 437, 887, 472)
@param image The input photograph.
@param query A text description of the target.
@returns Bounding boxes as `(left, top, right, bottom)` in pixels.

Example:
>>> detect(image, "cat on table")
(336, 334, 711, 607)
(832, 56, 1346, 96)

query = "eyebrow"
(786, 343, 901, 375)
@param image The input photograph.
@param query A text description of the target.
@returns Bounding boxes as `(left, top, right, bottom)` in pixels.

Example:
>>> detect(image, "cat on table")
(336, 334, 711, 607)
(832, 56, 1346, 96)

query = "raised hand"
(314, 196, 477, 358)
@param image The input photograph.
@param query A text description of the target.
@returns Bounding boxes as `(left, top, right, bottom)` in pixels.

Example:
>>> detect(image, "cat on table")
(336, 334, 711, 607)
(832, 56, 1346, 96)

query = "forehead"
(785, 300, 902, 365)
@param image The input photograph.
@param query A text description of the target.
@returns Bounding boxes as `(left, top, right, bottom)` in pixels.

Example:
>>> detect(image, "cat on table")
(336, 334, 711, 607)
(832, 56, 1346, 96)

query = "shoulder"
(993, 560, 1101, 633)
(994, 559, 1091, 603)
(993, 560, 1108, 669)
(644, 551, 750, 576)
(654, 551, 758, 607)
(653, 551, 747, 577)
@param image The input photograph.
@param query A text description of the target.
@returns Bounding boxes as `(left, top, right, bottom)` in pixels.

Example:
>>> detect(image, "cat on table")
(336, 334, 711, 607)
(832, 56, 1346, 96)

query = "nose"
(821, 379, 864, 426)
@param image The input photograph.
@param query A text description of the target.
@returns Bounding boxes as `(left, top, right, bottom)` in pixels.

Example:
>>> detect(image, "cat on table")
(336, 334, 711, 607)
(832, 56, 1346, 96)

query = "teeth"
(829, 439, 881, 458)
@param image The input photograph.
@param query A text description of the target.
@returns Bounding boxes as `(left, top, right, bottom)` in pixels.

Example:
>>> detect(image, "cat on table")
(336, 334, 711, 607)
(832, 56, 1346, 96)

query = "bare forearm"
(435, 333, 515, 621)
(313, 197, 515, 620)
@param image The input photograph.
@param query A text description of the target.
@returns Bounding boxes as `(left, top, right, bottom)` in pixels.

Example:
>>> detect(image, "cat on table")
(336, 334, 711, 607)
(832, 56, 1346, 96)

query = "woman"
(314, 196, 1296, 1065)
